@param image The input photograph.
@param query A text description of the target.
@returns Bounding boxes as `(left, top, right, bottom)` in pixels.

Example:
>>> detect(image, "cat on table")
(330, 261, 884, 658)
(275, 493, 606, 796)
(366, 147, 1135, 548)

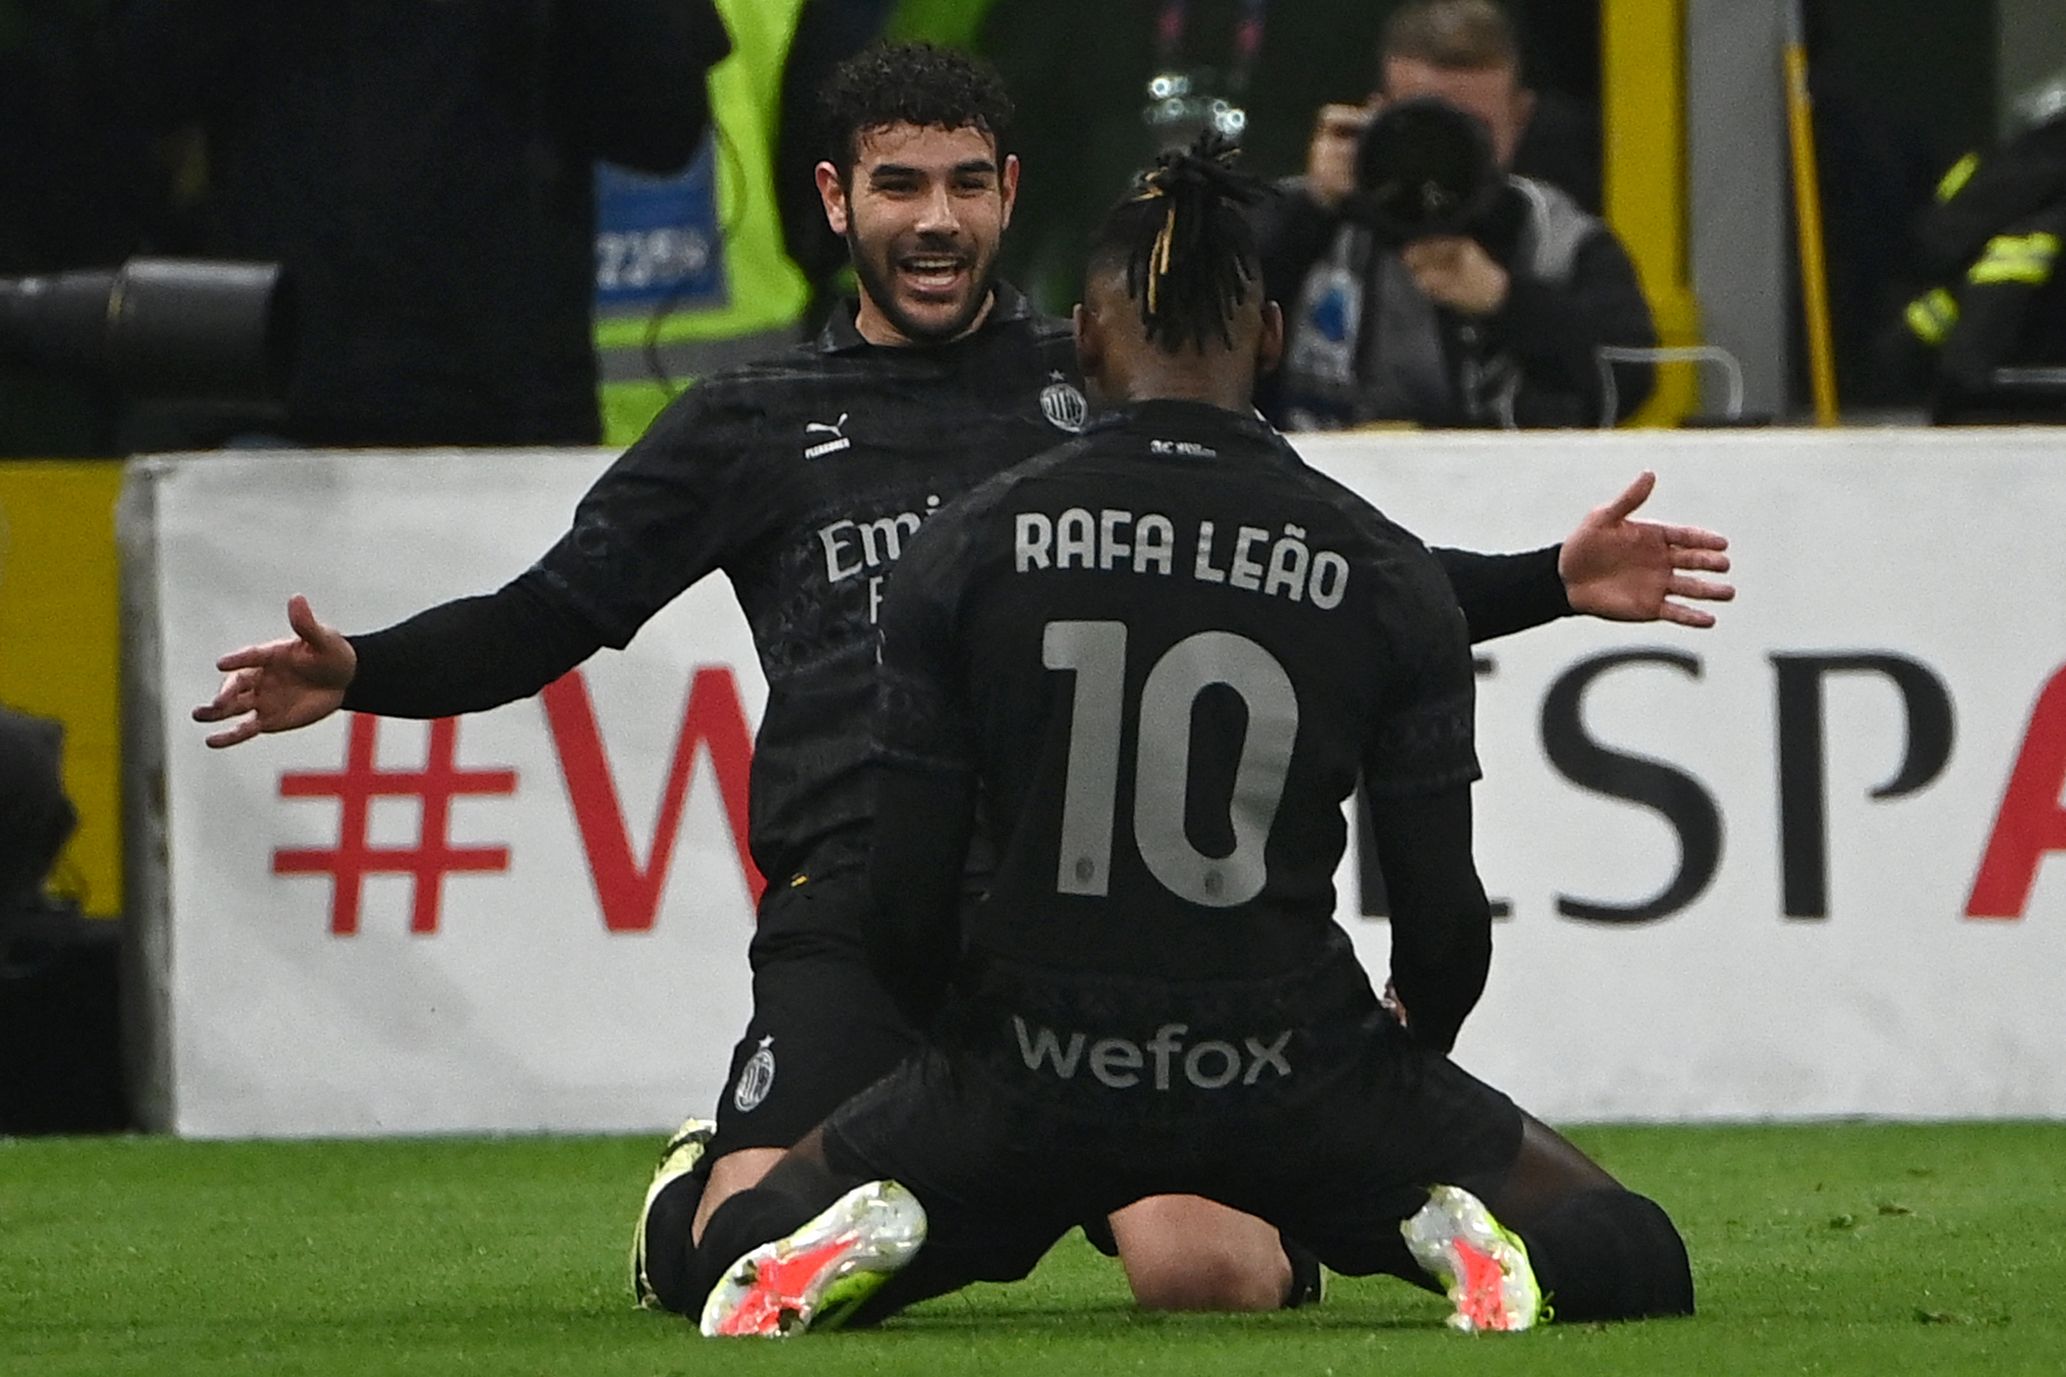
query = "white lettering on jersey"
(1010, 1016, 1293, 1090)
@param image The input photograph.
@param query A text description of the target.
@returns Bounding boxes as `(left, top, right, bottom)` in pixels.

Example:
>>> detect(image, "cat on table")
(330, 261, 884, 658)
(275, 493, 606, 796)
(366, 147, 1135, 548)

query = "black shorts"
(708, 879, 922, 1159)
(821, 1007, 1523, 1290)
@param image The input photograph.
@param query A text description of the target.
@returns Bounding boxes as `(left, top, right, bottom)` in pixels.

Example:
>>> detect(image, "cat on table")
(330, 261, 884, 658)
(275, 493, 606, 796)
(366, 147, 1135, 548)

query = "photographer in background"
(14, 1, 729, 450)
(1255, 0, 1654, 431)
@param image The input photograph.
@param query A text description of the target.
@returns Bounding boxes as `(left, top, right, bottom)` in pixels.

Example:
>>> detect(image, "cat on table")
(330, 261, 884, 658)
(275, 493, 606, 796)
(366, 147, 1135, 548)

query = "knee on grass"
(638, 1175, 706, 1316)
(1528, 1188, 1695, 1323)
(1121, 1235, 1292, 1313)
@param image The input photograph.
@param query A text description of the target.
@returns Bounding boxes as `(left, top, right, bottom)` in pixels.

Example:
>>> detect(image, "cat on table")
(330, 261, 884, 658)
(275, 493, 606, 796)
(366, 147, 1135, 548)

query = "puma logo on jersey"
(804, 413, 851, 459)
(1011, 1016, 1292, 1090)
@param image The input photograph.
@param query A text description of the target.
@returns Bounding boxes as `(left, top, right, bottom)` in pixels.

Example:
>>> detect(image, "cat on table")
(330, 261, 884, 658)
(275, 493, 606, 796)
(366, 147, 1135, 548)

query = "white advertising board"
(122, 429, 2066, 1136)
(124, 451, 762, 1138)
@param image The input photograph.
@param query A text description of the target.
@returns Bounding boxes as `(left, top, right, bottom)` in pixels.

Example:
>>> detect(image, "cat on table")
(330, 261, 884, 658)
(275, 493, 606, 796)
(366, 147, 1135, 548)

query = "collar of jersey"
(816, 280, 1036, 354)
(1086, 398, 1293, 458)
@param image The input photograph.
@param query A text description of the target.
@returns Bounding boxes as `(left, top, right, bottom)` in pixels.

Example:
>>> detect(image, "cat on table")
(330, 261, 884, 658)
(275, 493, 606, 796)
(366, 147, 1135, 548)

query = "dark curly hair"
(1086, 132, 1267, 354)
(817, 41, 1014, 181)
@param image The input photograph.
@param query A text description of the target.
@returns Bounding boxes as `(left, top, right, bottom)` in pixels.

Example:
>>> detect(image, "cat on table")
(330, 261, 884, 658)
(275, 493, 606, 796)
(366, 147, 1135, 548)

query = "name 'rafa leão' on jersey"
(1011, 504, 1354, 608)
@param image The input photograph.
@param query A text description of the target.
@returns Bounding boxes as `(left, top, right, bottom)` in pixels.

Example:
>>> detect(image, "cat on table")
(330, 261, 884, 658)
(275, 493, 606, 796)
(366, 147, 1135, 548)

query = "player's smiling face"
(817, 122, 1019, 347)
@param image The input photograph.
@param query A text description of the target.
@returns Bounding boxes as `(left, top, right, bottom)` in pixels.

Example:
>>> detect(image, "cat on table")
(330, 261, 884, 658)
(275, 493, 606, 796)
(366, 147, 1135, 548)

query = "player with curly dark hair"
(816, 40, 1016, 177)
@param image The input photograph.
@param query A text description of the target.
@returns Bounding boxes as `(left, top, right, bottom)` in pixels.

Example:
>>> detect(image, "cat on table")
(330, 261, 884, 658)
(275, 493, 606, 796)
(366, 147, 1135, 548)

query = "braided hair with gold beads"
(1086, 132, 1270, 354)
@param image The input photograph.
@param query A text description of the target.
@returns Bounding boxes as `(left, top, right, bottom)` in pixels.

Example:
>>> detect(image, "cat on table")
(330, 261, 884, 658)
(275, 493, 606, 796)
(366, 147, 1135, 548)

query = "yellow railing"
(0, 461, 126, 916)
(1602, 0, 1700, 426)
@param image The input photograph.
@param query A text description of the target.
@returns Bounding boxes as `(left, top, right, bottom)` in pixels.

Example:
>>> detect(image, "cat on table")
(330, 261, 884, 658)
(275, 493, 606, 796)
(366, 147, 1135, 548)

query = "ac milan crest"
(1040, 376, 1089, 432)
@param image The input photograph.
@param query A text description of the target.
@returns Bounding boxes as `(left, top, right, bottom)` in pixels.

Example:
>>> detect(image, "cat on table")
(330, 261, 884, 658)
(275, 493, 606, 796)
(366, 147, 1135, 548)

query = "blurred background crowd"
(0, 0, 2062, 1137)
(0, 0, 2062, 458)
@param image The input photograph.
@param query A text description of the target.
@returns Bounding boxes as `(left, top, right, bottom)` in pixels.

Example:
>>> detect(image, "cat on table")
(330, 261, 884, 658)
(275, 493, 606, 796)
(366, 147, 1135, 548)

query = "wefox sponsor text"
(1010, 1015, 1293, 1090)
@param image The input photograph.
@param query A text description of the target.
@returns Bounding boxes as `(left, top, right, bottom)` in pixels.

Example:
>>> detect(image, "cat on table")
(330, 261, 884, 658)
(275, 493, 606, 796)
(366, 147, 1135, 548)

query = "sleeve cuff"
(337, 631, 387, 714)
(1517, 543, 1576, 624)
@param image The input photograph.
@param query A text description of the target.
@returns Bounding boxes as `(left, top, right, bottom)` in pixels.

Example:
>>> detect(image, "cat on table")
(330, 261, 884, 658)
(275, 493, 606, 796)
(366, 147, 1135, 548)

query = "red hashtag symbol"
(273, 714, 518, 936)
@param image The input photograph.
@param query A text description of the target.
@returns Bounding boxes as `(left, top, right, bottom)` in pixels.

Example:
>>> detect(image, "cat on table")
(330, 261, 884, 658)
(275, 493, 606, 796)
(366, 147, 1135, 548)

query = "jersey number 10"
(1043, 621, 1300, 909)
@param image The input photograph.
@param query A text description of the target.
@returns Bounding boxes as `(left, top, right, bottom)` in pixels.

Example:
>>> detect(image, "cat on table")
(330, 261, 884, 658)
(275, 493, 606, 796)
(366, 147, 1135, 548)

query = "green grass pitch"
(5, 1124, 2064, 1376)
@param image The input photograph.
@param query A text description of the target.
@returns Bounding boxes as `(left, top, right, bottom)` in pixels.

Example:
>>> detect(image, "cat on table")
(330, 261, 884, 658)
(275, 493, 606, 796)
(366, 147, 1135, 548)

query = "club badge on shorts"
(1040, 374, 1088, 432)
(733, 1035, 776, 1112)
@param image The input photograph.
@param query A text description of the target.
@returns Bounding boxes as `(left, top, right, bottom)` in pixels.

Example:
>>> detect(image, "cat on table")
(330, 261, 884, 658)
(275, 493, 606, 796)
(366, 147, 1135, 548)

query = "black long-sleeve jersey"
(542, 284, 1078, 889)
(343, 284, 1566, 916)
(871, 400, 1491, 1045)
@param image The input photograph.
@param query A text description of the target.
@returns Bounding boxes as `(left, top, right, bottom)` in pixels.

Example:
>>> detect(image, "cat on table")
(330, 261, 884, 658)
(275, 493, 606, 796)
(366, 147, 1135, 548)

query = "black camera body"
(1343, 97, 1504, 248)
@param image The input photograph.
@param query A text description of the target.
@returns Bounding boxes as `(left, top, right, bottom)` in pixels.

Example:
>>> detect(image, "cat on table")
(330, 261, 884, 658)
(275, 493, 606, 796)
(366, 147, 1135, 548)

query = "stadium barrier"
(120, 430, 2066, 1137)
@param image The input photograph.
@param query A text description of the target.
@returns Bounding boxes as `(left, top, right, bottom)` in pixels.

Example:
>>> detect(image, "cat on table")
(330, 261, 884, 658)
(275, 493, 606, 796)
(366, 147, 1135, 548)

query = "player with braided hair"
(688, 134, 1696, 1339)
(1103, 133, 1268, 353)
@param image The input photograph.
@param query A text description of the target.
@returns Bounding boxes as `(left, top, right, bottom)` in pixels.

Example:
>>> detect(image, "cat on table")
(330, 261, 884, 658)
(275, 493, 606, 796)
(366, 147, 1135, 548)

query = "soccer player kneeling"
(691, 135, 1684, 1339)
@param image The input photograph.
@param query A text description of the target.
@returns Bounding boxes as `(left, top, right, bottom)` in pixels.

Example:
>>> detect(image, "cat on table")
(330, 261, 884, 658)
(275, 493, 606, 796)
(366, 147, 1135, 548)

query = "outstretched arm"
(1434, 545, 1569, 643)
(1434, 470, 1733, 642)
(193, 570, 606, 746)
(195, 378, 760, 746)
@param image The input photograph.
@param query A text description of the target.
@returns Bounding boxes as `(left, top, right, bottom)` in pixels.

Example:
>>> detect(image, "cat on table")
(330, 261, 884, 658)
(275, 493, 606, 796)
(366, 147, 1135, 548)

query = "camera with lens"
(1341, 97, 1503, 248)
(0, 259, 292, 401)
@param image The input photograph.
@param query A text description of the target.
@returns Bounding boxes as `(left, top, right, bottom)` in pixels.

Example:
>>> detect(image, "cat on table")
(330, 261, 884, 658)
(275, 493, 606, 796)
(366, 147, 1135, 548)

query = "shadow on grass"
(882, 1301, 1443, 1335)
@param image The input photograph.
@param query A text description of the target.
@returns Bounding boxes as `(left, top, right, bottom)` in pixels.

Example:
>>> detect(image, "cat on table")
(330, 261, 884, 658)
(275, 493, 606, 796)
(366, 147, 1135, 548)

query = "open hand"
(1558, 472, 1734, 626)
(191, 595, 356, 748)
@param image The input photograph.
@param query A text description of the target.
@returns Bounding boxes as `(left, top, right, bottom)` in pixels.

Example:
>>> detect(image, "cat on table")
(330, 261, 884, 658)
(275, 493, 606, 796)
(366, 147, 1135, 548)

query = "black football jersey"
(875, 398, 1480, 983)
(532, 285, 1084, 888)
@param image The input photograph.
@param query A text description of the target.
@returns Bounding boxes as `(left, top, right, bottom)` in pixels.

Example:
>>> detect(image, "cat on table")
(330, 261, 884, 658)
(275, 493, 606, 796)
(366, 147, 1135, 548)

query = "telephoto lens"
(0, 259, 292, 400)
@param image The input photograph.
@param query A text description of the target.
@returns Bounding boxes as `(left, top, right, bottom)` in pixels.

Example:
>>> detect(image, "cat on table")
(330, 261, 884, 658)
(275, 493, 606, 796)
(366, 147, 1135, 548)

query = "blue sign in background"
(594, 136, 725, 313)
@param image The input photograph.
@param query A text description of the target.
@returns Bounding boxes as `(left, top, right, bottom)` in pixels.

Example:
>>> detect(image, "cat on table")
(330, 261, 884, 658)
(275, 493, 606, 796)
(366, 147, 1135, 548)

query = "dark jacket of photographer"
(41, 1, 728, 448)
(1255, 175, 1656, 430)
